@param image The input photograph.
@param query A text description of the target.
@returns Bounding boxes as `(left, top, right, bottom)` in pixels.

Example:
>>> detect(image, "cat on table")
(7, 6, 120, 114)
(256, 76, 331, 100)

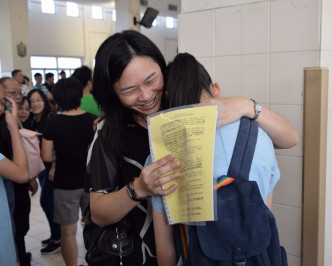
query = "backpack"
(183, 117, 288, 266)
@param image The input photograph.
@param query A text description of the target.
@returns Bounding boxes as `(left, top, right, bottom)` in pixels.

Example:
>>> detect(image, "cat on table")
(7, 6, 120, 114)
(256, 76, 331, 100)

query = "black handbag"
(83, 207, 134, 266)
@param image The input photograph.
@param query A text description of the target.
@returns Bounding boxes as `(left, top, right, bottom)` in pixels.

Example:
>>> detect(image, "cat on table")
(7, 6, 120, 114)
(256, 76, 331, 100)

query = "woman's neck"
(36, 113, 42, 122)
(61, 108, 85, 116)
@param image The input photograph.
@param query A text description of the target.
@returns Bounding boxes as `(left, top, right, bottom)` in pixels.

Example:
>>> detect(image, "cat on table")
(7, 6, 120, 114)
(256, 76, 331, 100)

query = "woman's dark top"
(87, 115, 157, 266)
(43, 112, 97, 190)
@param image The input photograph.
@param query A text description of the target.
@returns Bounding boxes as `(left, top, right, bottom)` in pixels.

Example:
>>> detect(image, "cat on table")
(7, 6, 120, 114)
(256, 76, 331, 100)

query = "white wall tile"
(273, 155, 302, 208)
(242, 54, 269, 103)
(325, 248, 332, 266)
(320, 51, 332, 105)
(181, 0, 266, 13)
(270, 51, 319, 105)
(325, 203, 332, 252)
(321, 0, 332, 51)
(272, 104, 303, 157)
(270, 0, 320, 52)
(287, 254, 302, 266)
(215, 6, 241, 56)
(242, 2, 270, 54)
(197, 57, 215, 83)
(326, 155, 332, 205)
(215, 56, 242, 97)
(272, 204, 302, 257)
(178, 11, 215, 57)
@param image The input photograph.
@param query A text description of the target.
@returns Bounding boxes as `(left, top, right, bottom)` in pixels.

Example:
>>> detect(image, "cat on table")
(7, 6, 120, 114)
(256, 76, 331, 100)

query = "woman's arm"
(153, 209, 177, 266)
(210, 97, 298, 149)
(41, 138, 56, 162)
(0, 97, 29, 183)
(90, 154, 181, 226)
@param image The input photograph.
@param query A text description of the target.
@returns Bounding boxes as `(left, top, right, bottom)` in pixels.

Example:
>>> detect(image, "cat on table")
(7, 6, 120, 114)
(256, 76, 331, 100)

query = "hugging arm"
(210, 97, 298, 149)
(90, 154, 181, 226)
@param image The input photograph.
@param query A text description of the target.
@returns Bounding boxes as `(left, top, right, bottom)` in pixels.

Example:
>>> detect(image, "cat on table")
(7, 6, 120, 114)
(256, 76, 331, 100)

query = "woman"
(27, 89, 61, 254)
(0, 83, 29, 266)
(88, 30, 298, 266)
(41, 77, 97, 266)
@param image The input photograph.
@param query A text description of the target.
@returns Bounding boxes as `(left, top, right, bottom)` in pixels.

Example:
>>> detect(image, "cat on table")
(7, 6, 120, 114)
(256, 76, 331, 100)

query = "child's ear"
(212, 82, 221, 97)
(165, 91, 169, 98)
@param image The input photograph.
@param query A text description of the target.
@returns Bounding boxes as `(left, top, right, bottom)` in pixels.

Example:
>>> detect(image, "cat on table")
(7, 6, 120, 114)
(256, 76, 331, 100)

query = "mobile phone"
(4, 101, 12, 113)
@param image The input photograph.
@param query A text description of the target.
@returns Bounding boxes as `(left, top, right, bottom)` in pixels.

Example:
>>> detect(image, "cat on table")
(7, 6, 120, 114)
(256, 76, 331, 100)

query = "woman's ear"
(212, 82, 221, 97)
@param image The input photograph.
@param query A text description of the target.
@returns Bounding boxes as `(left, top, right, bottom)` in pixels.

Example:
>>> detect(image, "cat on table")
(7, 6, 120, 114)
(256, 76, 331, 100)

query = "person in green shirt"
(72, 66, 100, 116)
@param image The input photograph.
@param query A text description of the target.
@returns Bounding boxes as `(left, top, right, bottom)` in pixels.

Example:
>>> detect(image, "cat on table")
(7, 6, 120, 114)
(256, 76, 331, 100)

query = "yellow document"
(148, 105, 217, 224)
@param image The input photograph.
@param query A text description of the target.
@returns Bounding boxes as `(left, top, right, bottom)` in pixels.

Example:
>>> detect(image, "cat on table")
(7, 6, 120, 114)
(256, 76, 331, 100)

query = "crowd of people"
(0, 30, 298, 266)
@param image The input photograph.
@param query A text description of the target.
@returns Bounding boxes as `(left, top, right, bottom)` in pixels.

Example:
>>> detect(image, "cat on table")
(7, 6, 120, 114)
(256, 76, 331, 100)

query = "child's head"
(165, 53, 220, 108)
(27, 89, 50, 117)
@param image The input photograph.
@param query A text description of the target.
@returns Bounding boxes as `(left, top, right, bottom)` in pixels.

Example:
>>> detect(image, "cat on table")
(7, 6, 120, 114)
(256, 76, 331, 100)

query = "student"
(150, 53, 289, 265)
(87, 30, 297, 266)
(72, 65, 100, 116)
(27, 89, 61, 254)
(0, 84, 29, 266)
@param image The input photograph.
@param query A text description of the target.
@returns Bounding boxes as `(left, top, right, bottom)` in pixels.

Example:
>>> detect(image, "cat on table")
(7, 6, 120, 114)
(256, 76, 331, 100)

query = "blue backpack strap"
(227, 117, 258, 181)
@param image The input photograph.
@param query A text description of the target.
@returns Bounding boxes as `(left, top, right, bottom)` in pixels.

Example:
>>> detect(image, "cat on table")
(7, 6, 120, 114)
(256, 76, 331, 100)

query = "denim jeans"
(38, 164, 61, 241)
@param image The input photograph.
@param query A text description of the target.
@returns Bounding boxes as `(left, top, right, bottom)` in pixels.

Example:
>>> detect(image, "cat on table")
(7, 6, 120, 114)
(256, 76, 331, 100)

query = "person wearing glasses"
(0, 78, 37, 266)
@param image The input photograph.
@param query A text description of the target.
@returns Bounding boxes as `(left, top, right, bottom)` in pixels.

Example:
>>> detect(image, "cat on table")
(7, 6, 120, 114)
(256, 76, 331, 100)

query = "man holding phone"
(0, 77, 38, 266)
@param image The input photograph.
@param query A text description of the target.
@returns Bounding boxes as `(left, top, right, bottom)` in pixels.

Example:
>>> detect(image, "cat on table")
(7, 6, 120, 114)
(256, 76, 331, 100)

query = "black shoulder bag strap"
(227, 117, 258, 181)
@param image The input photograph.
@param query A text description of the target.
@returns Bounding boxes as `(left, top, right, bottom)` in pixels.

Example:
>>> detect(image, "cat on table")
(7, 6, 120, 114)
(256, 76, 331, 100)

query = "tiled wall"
(322, 0, 332, 264)
(178, 0, 327, 265)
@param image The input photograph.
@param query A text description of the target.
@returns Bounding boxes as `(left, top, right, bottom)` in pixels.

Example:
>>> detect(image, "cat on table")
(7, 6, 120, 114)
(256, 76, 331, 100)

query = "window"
(66, 2, 79, 17)
(152, 17, 160, 27)
(112, 10, 116, 22)
(92, 6, 103, 20)
(30, 56, 82, 83)
(41, 0, 56, 14)
(166, 17, 176, 29)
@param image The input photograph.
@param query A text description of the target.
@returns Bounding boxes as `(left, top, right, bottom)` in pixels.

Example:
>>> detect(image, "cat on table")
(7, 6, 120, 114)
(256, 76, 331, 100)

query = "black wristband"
(126, 178, 149, 202)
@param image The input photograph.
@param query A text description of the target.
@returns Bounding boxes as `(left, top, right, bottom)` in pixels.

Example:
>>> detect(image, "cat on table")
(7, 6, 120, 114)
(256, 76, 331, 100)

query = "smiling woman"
(87, 30, 180, 266)
(26, 88, 62, 254)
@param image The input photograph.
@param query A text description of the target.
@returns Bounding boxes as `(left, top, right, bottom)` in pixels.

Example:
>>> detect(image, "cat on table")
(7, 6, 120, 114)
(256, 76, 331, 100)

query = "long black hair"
(92, 30, 167, 158)
(166, 53, 213, 108)
(27, 89, 51, 133)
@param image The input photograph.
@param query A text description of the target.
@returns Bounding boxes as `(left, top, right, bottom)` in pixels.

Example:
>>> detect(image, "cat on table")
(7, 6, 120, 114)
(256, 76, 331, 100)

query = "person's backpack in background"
(185, 117, 288, 266)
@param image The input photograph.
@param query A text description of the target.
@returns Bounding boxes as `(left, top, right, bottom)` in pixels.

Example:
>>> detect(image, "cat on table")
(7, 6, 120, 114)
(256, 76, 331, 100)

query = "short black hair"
(45, 72, 54, 80)
(11, 69, 22, 77)
(59, 70, 65, 75)
(72, 66, 92, 87)
(34, 72, 42, 78)
(53, 77, 83, 111)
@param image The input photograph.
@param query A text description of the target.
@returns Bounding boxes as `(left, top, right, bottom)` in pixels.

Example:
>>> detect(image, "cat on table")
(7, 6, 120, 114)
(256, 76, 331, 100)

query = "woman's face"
(30, 91, 45, 116)
(114, 56, 164, 118)
(18, 99, 30, 123)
